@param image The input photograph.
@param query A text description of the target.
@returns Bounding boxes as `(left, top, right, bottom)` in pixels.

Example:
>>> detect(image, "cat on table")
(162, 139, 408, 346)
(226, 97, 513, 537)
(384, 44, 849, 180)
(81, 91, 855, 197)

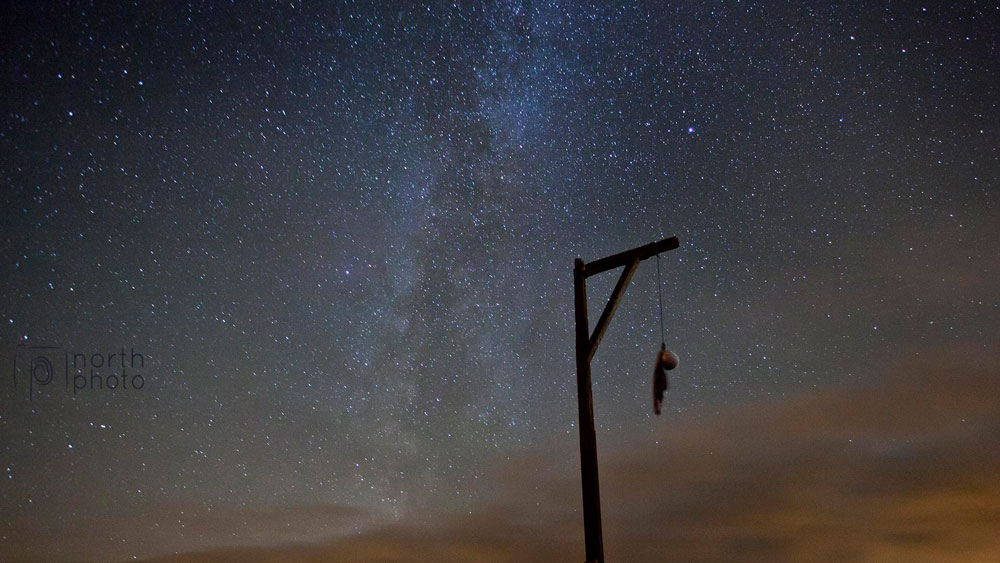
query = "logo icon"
(12, 345, 64, 400)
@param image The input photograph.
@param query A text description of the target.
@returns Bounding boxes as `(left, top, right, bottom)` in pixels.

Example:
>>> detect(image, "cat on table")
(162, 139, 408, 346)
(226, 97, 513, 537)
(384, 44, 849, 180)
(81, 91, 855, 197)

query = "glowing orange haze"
(128, 350, 999, 563)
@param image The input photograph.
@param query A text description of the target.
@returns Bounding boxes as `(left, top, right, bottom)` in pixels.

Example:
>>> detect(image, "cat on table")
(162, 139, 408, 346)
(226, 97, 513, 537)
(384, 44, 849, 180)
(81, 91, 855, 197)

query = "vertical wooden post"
(574, 258, 604, 563)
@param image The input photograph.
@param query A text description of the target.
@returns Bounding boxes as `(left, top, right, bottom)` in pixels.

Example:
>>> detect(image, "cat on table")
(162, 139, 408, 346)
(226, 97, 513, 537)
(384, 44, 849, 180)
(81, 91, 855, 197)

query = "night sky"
(2, 2, 998, 562)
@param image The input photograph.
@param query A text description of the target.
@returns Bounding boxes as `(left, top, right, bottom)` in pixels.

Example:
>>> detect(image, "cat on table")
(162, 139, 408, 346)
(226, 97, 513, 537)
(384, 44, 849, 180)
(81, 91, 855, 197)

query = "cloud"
(133, 350, 1000, 562)
(596, 350, 1000, 562)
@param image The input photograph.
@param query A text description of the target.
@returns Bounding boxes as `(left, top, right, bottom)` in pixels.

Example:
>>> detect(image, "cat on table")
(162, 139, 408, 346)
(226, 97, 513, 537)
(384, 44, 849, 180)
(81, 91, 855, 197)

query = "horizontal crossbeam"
(583, 236, 679, 279)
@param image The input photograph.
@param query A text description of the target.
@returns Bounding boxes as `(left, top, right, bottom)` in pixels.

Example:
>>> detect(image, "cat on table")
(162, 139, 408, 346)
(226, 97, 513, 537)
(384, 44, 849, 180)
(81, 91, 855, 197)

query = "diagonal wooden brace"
(587, 256, 639, 363)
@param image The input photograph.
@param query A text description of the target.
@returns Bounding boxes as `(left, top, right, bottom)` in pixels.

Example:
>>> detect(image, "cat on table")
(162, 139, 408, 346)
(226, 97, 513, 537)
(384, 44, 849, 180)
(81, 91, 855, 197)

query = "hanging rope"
(656, 253, 665, 348)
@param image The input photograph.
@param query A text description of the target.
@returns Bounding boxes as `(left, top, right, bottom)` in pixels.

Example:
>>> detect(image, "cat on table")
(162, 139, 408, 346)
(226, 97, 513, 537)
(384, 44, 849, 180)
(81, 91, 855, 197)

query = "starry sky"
(2, 2, 998, 562)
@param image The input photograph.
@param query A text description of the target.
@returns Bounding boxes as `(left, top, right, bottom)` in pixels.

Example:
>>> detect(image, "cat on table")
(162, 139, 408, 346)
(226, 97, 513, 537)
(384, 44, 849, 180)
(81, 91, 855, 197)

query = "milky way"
(2, 3, 997, 561)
